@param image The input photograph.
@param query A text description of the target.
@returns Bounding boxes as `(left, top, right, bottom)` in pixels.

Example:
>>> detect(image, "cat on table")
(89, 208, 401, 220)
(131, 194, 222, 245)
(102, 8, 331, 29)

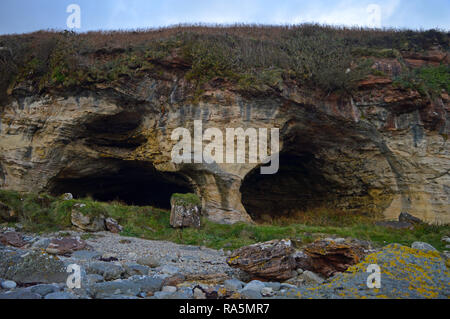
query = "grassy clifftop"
(0, 24, 448, 103)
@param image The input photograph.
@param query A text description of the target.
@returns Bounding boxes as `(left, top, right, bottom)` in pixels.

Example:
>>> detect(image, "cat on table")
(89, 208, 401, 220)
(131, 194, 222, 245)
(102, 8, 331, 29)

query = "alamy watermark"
(66, 4, 81, 29)
(366, 264, 381, 288)
(171, 121, 280, 175)
(66, 264, 81, 289)
(367, 4, 382, 28)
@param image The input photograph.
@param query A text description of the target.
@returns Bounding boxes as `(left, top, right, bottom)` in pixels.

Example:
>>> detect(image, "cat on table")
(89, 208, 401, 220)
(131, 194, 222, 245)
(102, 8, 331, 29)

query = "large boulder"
(227, 239, 297, 281)
(169, 194, 202, 229)
(411, 241, 438, 252)
(89, 280, 141, 299)
(295, 239, 367, 278)
(105, 217, 123, 233)
(0, 250, 67, 284)
(292, 244, 450, 299)
(71, 205, 106, 232)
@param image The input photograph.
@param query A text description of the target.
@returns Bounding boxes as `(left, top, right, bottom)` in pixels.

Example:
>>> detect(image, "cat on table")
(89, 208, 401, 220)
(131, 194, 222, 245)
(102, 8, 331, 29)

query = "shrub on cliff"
(393, 64, 450, 97)
(0, 24, 448, 98)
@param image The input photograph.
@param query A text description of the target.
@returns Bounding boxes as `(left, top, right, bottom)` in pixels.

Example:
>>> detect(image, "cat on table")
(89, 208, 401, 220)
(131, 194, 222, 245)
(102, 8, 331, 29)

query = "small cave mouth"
(48, 161, 194, 209)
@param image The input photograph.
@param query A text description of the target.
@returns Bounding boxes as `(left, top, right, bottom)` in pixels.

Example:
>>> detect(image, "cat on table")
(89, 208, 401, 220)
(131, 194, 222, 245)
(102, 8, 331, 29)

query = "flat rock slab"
(85, 262, 125, 281)
(44, 292, 78, 299)
(227, 239, 296, 281)
(71, 250, 101, 260)
(0, 250, 67, 285)
(0, 290, 41, 299)
(0, 232, 27, 248)
(46, 237, 87, 255)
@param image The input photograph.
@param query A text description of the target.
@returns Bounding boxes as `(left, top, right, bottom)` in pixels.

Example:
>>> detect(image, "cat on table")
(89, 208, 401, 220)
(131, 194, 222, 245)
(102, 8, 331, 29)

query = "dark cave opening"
(240, 152, 341, 221)
(48, 161, 194, 209)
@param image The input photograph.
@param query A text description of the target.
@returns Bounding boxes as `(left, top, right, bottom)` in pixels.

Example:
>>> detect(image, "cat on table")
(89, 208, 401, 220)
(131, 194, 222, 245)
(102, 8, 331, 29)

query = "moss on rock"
(290, 244, 450, 299)
(171, 193, 201, 207)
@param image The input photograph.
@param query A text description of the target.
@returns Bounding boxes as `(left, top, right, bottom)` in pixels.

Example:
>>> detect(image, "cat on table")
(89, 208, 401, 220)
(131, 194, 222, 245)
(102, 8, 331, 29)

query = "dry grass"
(257, 206, 380, 227)
(0, 24, 448, 104)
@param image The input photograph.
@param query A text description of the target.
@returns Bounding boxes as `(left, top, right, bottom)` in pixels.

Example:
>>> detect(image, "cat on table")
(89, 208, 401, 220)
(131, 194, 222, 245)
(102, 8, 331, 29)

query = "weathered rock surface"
(137, 256, 160, 268)
(399, 212, 423, 225)
(411, 241, 438, 252)
(71, 250, 101, 261)
(295, 239, 367, 278)
(46, 237, 87, 255)
(170, 194, 202, 228)
(227, 239, 297, 281)
(0, 232, 27, 248)
(291, 244, 450, 299)
(0, 250, 67, 284)
(85, 262, 125, 281)
(105, 217, 123, 233)
(71, 208, 106, 232)
(0, 48, 448, 225)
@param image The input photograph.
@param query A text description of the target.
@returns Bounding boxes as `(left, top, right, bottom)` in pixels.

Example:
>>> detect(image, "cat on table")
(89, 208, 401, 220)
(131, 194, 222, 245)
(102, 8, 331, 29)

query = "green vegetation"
(393, 64, 450, 97)
(171, 193, 201, 206)
(1, 190, 448, 251)
(352, 47, 401, 58)
(0, 25, 448, 104)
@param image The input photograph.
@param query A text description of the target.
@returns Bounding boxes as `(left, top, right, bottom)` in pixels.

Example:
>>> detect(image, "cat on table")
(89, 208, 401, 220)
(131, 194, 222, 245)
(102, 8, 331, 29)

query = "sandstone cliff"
(0, 26, 448, 224)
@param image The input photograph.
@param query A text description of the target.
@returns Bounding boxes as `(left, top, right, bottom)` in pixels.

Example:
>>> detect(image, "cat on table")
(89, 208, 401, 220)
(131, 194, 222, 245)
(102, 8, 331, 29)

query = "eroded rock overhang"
(0, 77, 448, 224)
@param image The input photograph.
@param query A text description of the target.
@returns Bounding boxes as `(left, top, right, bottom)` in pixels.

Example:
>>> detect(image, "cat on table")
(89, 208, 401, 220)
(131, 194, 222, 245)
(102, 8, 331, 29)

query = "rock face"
(227, 239, 297, 281)
(295, 239, 367, 278)
(0, 48, 448, 225)
(170, 194, 202, 228)
(71, 207, 106, 232)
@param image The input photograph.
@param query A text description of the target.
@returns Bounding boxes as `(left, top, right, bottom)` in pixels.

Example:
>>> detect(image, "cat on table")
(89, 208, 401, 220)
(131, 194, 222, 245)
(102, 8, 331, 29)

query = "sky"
(0, 0, 449, 35)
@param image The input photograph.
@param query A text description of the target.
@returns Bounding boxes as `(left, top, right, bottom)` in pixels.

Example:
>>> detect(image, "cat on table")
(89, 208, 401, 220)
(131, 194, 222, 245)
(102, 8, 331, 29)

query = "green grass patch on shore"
(0, 190, 448, 251)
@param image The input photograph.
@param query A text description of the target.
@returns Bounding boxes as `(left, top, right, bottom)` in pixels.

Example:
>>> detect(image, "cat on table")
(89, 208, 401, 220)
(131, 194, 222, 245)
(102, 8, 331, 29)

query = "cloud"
(288, 0, 402, 27)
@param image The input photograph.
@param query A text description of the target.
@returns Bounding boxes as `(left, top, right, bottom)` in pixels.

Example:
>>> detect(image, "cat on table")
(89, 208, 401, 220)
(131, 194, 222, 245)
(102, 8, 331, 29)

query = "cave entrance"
(240, 152, 341, 221)
(239, 121, 395, 222)
(48, 161, 194, 208)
